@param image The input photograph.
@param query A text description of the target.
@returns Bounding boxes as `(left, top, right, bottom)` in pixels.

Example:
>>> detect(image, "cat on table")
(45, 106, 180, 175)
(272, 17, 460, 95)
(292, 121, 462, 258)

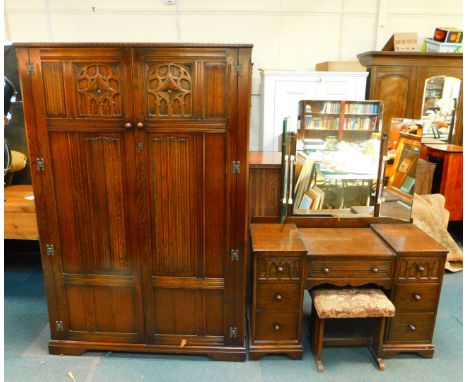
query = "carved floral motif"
(147, 63, 192, 117)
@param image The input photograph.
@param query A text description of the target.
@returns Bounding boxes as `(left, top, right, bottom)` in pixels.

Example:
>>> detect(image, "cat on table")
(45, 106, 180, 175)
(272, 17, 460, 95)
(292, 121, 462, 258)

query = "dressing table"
(248, 100, 448, 361)
(249, 223, 447, 360)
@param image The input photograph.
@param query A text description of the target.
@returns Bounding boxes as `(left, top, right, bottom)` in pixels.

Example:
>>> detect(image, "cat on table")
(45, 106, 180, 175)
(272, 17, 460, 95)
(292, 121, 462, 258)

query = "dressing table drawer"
(253, 312, 299, 342)
(256, 283, 302, 311)
(256, 256, 303, 282)
(387, 312, 435, 342)
(393, 283, 439, 312)
(308, 259, 393, 280)
(395, 256, 443, 283)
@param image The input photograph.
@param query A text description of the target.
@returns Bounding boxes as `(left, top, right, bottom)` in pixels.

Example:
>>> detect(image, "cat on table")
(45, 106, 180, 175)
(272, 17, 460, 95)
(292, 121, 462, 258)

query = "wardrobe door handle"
(418, 265, 425, 272)
(372, 267, 379, 273)
(277, 266, 284, 273)
(408, 324, 417, 331)
(275, 294, 282, 301)
(274, 324, 280, 331)
(124, 122, 132, 129)
(413, 294, 421, 301)
(323, 267, 330, 273)
(137, 122, 144, 129)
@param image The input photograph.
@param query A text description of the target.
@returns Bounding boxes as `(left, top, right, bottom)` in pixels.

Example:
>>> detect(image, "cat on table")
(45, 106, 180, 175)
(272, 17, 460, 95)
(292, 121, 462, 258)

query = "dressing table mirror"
(279, 102, 424, 223)
(281, 100, 388, 220)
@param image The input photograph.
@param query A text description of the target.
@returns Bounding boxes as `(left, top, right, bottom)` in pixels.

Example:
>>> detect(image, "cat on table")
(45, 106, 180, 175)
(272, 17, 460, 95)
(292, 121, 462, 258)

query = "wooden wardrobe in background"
(16, 43, 252, 360)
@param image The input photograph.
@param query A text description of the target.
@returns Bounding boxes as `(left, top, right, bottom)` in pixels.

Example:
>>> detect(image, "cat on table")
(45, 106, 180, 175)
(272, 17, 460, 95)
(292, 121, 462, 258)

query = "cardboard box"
(315, 61, 366, 72)
(433, 28, 463, 43)
(423, 38, 463, 53)
(382, 33, 418, 51)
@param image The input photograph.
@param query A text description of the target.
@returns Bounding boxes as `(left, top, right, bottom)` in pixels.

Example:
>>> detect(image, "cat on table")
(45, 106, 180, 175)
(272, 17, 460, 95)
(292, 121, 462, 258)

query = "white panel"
(50, 13, 177, 42)
(47, 0, 169, 11)
(249, 95, 261, 151)
(279, 15, 342, 70)
(180, 0, 281, 12)
(280, 0, 342, 13)
(4, 0, 46, 10)
(388, 0, 462, 14)
(343, 0, 378, 13)
(340, 15, 377, 60)
(5, 12, 50, 41)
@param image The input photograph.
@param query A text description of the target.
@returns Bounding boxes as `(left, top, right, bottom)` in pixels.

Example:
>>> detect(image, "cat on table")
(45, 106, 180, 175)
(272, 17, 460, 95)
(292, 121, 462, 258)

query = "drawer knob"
(277, 265, 284, 272)
(323, 267, 330, 273)
(275, 294, 282, 301)
(372, 267, 379, 273)
(418, 265, 425, 272)
(408, 324, 417, 331)
(274, 324, 280, 331)
(413, 294, 421, 301)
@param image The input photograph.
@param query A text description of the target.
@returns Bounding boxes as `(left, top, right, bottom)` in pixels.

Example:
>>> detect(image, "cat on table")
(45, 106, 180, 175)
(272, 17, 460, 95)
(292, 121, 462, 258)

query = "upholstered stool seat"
(313, 288, 396, 319)
(310, 288, 395, 372)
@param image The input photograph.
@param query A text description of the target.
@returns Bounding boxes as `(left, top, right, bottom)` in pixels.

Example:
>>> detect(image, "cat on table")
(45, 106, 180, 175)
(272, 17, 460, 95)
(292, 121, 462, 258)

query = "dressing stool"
(310, 288, 395, 372)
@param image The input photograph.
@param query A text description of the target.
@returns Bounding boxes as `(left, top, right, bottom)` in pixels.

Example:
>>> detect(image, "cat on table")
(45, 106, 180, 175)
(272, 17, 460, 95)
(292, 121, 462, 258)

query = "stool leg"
(369, 318, 386, 371)
(311, 306, 325, 372)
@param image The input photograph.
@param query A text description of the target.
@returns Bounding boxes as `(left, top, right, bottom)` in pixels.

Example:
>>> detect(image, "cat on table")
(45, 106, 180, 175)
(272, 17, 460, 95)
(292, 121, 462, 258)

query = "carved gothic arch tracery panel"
(146, 63, 193, 118)
(74, 63, 122, 117)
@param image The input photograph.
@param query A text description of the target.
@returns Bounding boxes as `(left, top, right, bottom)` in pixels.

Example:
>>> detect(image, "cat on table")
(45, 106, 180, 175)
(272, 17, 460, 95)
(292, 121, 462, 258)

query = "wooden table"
(4, 185, 38, 240)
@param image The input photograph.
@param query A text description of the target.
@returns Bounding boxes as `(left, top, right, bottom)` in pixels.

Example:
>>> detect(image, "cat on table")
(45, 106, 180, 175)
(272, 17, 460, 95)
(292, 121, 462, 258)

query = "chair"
(310, 288, 395, 372)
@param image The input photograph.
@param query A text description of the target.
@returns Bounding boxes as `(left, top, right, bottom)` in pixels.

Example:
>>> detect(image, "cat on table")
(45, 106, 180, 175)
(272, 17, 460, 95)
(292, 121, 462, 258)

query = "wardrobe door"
(368, 66, 417, 134)
(133, 47, 243, 348)
(22, 47, 145, 345)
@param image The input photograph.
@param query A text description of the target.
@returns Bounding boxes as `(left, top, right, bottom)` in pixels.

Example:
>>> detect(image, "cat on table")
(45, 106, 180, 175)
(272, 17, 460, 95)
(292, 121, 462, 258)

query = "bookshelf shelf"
(298, 100, 383, 141)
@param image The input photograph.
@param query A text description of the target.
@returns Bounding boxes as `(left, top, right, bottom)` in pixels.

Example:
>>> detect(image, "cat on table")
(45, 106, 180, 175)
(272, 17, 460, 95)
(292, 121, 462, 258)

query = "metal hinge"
(46, 244, 55, 256)
(234, 64, 242, 76)
(230, 249, 239, 261)
(232, 161, 240, 174)
(228, 326, 238, 338)
(36, 158, 45, 172)
(56, 320, 64, 332)
(26, 61, 35, 75)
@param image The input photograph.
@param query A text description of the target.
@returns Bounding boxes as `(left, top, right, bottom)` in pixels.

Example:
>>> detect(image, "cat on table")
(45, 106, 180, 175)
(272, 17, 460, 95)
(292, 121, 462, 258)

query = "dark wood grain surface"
(17, 44, 252, 360)
(250, 224, 306, 253)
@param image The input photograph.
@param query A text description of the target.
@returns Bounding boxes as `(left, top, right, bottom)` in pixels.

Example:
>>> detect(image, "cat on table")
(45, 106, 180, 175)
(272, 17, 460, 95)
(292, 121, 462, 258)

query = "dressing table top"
(298, 228, 394, 258)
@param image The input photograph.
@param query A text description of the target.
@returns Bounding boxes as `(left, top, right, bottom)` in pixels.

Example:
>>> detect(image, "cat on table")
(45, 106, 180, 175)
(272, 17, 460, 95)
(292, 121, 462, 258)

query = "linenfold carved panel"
(74, 63, 122, 117)
(150, 135, 198, 275)
(257, 257, 302, 281)
(83, 136, 129, 272)
(146, 63, 193, 118)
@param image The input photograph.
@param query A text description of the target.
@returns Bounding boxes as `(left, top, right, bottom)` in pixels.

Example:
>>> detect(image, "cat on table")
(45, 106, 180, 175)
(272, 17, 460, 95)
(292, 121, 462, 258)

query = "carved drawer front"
(256, 283, 301, 311)
(308, 259, 392, 280)
(254, 312, 299, 342)
(256, 257, 302, 282)
(387, 312, 435, 342)
(396, 257, 443, 283)
(393, 283, 439, 312)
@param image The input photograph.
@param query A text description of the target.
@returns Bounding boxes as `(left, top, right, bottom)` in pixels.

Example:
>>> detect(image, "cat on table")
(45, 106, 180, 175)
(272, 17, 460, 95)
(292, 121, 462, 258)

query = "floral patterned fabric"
(312, 288, 395, 319)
